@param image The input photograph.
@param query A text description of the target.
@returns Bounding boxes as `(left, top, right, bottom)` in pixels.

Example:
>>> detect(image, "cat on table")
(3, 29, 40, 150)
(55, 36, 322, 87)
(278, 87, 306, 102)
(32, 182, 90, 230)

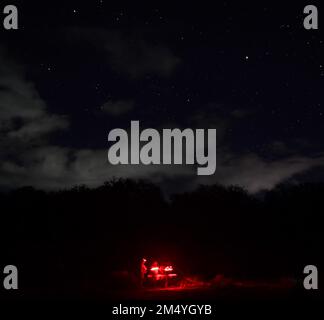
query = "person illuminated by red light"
(140, 258, 147, 287)
(151, 261, 159, 280)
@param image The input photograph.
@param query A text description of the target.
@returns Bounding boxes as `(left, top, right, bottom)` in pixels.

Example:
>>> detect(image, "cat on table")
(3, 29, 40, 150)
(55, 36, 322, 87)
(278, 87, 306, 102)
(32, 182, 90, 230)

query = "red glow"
(150, 267, 159, 271)
(147, 273, 177, 278)
(150, 265, 174, 272)
(145, 261, 178, 286)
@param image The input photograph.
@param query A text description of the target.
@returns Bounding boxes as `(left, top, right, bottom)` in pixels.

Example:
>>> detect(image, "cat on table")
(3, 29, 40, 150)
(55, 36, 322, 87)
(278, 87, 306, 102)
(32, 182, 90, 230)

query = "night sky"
(1, 1, 324, 194)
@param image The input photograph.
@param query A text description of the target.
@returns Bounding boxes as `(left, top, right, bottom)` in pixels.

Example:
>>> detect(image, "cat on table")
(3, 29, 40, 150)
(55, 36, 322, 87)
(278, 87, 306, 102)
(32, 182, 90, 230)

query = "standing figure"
(140, 258, 147, 287)
(151, 261, 159, 281)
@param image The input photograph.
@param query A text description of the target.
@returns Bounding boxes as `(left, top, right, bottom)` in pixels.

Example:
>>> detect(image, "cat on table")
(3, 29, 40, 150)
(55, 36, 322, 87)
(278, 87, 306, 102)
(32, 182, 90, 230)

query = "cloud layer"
(1, 48, 324, 194)
(0, 49, 68, 145)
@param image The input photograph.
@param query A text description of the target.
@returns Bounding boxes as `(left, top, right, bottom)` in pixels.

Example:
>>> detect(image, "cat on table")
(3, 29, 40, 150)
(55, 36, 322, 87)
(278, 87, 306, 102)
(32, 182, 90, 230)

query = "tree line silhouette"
(0, 179, 323, 298)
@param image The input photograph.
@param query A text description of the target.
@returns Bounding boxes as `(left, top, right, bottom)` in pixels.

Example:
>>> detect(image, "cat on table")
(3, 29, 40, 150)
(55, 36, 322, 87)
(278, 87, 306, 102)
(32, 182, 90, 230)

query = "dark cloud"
(0, 49, 68, 145)
(230, 108, 254, 118)
(105, 36, 180, 78)
(69, 28, 181, 78)
(270, 141, 289, 154)
(101, 99, 134, 116)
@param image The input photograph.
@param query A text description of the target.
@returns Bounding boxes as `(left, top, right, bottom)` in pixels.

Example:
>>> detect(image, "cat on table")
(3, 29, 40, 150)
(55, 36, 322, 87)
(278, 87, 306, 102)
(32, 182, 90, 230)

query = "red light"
(150, 267, 159, 271)
(164, 266, 173, 272)
(167, 273, 177, 277)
